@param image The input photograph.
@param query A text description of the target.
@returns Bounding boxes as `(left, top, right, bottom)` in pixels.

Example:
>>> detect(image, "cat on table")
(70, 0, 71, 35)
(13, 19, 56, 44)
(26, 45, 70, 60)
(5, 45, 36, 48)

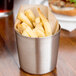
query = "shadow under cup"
(15, 25, 61, 74)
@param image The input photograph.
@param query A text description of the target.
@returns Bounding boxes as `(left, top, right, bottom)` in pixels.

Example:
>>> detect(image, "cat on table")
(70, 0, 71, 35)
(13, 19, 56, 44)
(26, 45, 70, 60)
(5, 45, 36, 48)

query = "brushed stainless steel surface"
(16, 26, 61, 74)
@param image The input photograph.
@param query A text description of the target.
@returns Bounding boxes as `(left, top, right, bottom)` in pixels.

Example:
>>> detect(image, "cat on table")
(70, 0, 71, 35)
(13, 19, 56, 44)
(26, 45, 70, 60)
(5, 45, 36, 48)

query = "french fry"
(15, 19, 21, 27)
(25, 9, 35, 22)
(21, 22, 28, 29)
(35, 23, 44, 33)
(38, 8, 52, 36)
(22, 30, 30, 37)
(33, 20, 44, 33)
(56, 24, 59, 33)
(33, 29, 38, 37)
(15, 19, 21, 32)
(33, 22, 36, 27)
(16, 22, 28, 33)
(33, 17, 41, 27)
(54, 21, 59, 34)
(25, 26, 38, 37)
(16, 8, 58, 38)
(35, 17, 41, 24)
(16, 24, 24, 33)
(33, 17, 44, 32)
(17, 11, 33, 28)
(33, 28, 45, 37)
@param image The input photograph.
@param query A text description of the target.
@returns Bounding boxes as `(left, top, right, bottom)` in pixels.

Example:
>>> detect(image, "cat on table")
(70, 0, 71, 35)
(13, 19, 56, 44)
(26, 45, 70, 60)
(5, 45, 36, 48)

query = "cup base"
(20, 67, 56, 75)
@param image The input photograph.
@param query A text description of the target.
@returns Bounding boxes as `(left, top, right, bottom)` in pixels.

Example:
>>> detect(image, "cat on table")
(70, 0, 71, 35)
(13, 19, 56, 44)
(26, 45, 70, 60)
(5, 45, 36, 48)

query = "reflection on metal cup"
(15, 25, 61, 74)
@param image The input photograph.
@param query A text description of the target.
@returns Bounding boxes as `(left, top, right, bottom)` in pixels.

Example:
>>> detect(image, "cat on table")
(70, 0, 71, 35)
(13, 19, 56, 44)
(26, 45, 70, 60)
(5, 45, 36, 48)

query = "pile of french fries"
(16, 8, 57, 37)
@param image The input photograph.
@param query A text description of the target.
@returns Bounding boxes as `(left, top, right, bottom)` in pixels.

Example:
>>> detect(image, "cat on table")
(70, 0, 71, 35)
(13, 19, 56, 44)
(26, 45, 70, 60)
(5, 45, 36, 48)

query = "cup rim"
(15, 25, 61, 39)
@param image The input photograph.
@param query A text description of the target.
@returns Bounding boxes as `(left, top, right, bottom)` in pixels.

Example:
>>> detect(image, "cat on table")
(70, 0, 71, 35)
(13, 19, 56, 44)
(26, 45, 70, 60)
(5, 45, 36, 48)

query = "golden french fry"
(38, 8, 52, 36)
(54, 21, 59, 34)
(21, 22, 28, 29)
(56, 24, 59, 32)
(16, 22, 28, 33)
(33, 19, 44, 33)
(16, 24, 24, 34)
(25, 9, 35, 22)
(33, 22, 36, 27)
(35, 17, 41, 24)
(33, 17, 42, 27)
(25, 26, 37, 37)
(35, 23, 44, 33)
(33, 29, 38, 37)
(15, 19, 21, 27)
(33, 28, 45, 37)
(17, 11, 33, 28)
(22, 30, 30, 37)
(15, 19, 21, 32)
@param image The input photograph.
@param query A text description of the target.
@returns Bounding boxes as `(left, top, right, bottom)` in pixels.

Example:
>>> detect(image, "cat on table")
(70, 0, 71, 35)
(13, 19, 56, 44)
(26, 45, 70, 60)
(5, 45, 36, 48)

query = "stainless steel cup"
(15, 26, 61, 74)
